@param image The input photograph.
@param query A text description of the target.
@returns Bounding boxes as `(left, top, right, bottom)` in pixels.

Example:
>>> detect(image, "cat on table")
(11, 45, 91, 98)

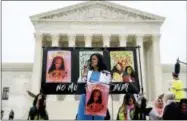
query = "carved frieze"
(40, 3, 154, 21)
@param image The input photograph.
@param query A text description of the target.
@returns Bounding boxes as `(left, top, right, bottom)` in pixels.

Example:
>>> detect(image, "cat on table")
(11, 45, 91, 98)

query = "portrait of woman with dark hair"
(77, 53, 111, 120)
(123, 66, 135, 82)
(111, 62, 123, 82)
(47, 56, 68, 82)
(86, 89, 104, 113)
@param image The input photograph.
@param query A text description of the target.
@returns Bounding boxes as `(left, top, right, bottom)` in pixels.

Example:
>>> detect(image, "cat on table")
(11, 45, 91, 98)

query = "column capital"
(34, 33, 43, 39)
(152, 34, 161, 40)
(84, 34, 93, 40)
(103, 34, 111, 47)
(102, 34, 111, 37)
(119, 34, 128, 47)
(68, 34, 76, 47)
(67, 33, 76, 37)
(135, 34, 145, 38)
(51, 34, 60, 47)
(51, 33, 60, 37)
(135, 35, 144, 46)
(85, 34, 92, 47)
(119, 34, 128, 37)
(84, 34, 93, 37)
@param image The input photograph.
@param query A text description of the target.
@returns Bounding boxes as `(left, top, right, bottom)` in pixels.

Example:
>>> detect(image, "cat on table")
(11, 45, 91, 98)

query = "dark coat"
(178, 112, 187, 120)
(9, 111, 14, 120)
(162, 102, 179, 120)
(104, 109, 110, 120)
(132, 107, 152, 120)
(27, 107, 48, 120)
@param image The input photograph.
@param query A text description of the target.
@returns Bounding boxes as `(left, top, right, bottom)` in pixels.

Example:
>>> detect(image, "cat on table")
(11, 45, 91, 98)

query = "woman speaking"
(76, 53, 111, 120)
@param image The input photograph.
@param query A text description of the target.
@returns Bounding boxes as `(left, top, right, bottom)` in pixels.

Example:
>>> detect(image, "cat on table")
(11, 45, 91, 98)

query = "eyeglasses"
(158, 99, 163, 103)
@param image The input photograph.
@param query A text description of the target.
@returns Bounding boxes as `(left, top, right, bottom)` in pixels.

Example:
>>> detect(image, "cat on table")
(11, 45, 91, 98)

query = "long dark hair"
(48, 56, 65, 73)
(33, 93, 46, 108)
(87, 89, 102, 106)
(122, 93, 136, 106)
(111, 62, 123, 75)
(89, 53, 107, 71)
(180, 98, 187, 108)
(124, 66, 135, 77)
(33, 93, 46, 114)
(28, 93, 48, 120)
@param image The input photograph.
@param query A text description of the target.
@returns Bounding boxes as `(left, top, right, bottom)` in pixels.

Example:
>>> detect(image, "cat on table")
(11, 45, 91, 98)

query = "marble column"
(85, 34, 92, 47)
(144, 40, 153, 100)
(52, 34, 59, 47)
(152, 34, 163, 97)
(30, 33, 43, 95)
(119, 35, 127, 47)
(136, 35, 146, 95)
(68, 34, 76, 47)
(103, 34, 111, 47)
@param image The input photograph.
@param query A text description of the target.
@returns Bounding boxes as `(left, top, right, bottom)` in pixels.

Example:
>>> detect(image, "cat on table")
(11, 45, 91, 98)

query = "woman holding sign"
(77, 53, 111, 120)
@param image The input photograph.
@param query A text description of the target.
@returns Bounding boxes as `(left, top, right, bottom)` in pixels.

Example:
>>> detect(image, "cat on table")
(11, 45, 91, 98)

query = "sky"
(2, 1, 187, 64)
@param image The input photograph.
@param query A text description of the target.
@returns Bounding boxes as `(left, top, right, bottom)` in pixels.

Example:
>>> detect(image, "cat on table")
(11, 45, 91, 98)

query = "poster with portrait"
(46, 50, 71, 83)
(110, 51, 135, 82)
(85, 83, 109, 116)
(79, 51, 103, 82)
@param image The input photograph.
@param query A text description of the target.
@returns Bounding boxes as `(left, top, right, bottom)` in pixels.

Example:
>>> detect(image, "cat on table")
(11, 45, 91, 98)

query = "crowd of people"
(25, 92, 187, 120)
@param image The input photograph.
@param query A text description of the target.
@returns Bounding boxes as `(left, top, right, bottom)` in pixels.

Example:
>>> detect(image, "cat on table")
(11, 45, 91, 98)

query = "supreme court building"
(2, 1, 187, 120)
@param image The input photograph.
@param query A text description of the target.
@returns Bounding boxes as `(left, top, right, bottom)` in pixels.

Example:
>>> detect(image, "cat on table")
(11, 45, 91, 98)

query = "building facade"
(2, 1, 187, 120)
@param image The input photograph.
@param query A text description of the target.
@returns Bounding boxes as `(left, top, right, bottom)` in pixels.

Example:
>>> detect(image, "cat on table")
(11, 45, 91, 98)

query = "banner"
(41, 47, 140, 94)
(85, 83, 109, 117)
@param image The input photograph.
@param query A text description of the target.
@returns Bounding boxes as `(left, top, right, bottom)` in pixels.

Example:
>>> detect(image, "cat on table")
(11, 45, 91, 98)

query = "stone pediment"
(31, 1, 165, 22)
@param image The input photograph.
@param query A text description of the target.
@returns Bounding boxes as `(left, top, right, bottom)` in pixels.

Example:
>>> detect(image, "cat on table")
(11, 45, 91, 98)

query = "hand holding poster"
(85, 83, 109, 116)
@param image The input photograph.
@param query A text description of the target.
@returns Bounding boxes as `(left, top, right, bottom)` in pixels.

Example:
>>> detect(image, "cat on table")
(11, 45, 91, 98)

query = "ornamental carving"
(40, 3, 154, 21)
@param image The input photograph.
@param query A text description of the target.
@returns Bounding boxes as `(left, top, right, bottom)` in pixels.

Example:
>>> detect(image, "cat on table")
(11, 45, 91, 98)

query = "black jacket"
(27, 107, 48, 120)
(104, 109, 110, 120)
(132, 107, 152, 120)
(163, 102, 179, 120)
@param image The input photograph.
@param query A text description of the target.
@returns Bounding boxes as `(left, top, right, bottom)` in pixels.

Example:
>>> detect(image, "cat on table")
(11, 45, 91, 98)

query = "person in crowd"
(149, 96, 164, 120)
(178, 98, 187, 120)
(132, 95, 152, 120)
(86, 89, 104, 113)
(27, 93, 49, 120)
(9, 109, 14, 120)
(111, 62, 123, 82)
(170, 60, 185, 102)
(47, 56, 67, 82)
(116, 93, 136, 120)
(123, 66, 135, 82)
(1, 110, 4, 120)
(76, 53, 111, 120)
(104, 109, 110, 120)
(162, 92, 179, 120)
